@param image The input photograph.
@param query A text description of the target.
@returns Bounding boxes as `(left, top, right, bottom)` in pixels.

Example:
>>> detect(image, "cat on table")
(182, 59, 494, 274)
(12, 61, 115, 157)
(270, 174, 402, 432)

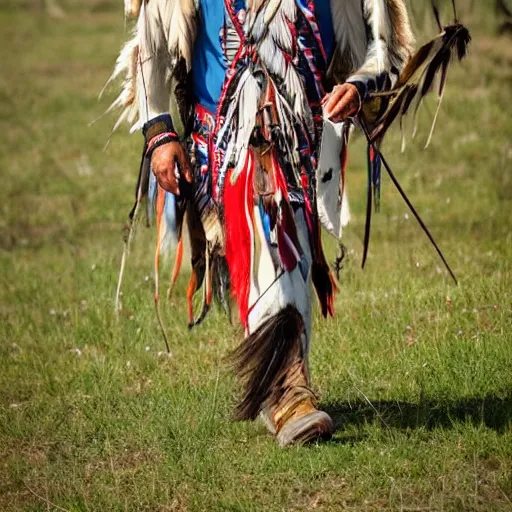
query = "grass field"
(1, 0, 511, 510)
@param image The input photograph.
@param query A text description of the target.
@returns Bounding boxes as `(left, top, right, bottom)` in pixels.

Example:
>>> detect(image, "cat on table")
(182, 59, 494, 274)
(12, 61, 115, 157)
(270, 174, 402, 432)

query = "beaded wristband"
(146, 132, 180, 157)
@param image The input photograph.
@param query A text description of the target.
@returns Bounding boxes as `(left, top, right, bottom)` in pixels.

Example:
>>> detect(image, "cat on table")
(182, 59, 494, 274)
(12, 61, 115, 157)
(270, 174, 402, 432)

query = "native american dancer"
(105, 0, 469, 446)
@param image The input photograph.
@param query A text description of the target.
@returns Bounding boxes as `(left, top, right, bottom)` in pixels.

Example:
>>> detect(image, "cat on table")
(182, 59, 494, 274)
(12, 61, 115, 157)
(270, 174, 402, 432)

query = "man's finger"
(329, 97, 358, 122)
(321, 92, 331, 105)
(156, 174, 172, 194)
(166, 167, 180, 195)
(157, 171, 179, 195)
(323, 83, 361, 122)
(324, 87, 357, 121)
(323, 86, 347, 117)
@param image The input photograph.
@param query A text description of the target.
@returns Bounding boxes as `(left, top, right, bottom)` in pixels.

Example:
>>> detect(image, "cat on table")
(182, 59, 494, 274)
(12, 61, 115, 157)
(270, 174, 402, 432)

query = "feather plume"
(366, 0, 387, 74)
(166, 0, 197, 70)
(355, 5, 468, 281)
(367, 22, 471, 144)
(125, 0, 142, 18)
(104, 0, 197, 134)
(329, 0, 366, 78)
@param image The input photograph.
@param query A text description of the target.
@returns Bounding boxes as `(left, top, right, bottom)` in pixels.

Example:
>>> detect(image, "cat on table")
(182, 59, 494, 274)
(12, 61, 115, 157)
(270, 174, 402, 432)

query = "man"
(108, 0, 414, 446)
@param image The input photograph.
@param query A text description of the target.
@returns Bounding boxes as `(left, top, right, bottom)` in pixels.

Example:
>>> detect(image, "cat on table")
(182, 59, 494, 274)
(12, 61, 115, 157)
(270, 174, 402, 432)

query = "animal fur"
(328, 0, 414, 85)
(229, 304, 305, 421)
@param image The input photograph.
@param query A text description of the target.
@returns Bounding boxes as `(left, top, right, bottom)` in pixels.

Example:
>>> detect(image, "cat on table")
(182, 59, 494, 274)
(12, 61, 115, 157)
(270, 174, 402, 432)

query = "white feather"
(366, 0, 386, 73)
(330, 0, 367, 70)
(216, 68, 252, 142)
(105, 0, 197, 133)
(258, 38, 286, 76)
(232, 73, 261, 181)
(167, 0, 197, 70)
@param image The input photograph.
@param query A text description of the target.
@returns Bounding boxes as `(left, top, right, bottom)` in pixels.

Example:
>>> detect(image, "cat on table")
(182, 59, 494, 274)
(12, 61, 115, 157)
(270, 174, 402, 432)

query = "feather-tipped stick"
(361, 145, 373, 269)
(432, 1, 442, 31)
(115, 149, 150, 314)
(359, 121, 458, 285)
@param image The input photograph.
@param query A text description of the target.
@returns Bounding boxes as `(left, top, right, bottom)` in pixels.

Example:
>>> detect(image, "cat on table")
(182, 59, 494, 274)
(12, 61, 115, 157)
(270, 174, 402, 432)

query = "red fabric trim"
(223, 152, 255, 328)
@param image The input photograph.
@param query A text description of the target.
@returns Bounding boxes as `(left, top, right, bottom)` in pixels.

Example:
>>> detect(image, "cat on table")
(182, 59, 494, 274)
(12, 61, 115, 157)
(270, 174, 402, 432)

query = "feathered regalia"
(104, 0, 470, 445)
(359, 2, 470, 279)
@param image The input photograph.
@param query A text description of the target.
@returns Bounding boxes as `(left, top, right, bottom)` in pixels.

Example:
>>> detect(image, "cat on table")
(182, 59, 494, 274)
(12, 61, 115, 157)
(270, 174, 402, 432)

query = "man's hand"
(322, 83, 361, 123)
(151, 142, 193, 195)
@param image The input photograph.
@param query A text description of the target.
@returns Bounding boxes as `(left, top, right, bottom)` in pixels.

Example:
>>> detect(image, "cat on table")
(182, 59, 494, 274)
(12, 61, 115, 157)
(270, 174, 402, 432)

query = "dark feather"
(361, 144, 373, 269)
(310, 215, 337, 318)
(359, 123, 458, 286)
(129, 147, 150, 220)
(400, 83, 419, 117)
(432, 2, 442, 31)
(396, 40, 436, 87)
(212, 254, 231, 316)
(451, 0, 458, 21)
(311, 261, 337, 317)
(185, 198, 207, 327)
(497, 0, 512, 19)
(368, 22, 471, 143)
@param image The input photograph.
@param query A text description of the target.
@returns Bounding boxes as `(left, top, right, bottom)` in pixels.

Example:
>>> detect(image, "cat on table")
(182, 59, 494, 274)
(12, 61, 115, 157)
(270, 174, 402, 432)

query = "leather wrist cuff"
(142, 114, 177, 144)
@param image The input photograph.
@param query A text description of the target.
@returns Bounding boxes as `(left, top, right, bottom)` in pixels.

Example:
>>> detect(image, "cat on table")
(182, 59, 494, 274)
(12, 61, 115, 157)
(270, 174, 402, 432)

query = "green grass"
(1, 1, 512, 510)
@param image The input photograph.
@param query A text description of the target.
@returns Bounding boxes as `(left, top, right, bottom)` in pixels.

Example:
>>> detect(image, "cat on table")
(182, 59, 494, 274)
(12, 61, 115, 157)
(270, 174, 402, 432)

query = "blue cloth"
(315, 0, 334, 61)
(192, 0, 334, 113)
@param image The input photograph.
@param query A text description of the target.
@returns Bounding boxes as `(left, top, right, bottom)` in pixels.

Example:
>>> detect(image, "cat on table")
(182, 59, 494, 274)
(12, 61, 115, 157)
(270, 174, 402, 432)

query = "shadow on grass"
(322, 394, 512, 433)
